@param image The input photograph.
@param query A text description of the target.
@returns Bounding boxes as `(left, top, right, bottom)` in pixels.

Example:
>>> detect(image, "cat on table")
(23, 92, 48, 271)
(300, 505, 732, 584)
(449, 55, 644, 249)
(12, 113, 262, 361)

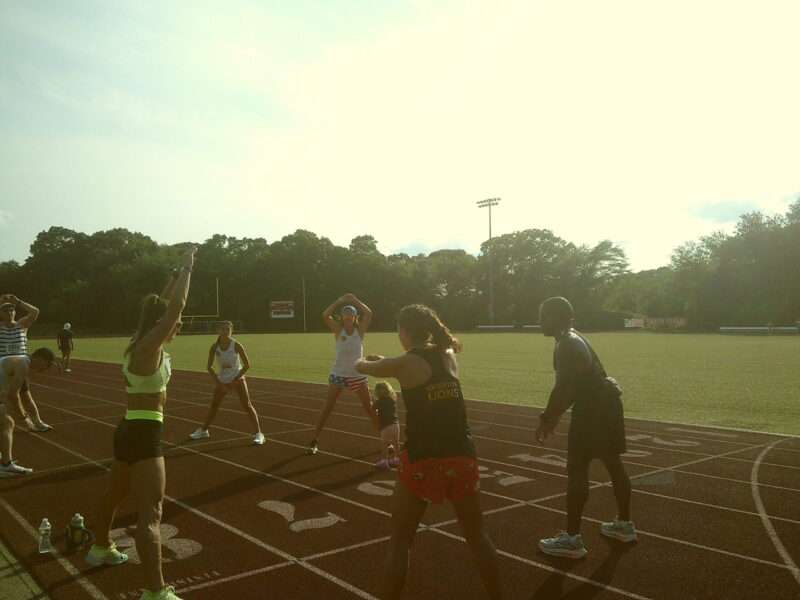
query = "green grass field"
(37, 332, 800, 436)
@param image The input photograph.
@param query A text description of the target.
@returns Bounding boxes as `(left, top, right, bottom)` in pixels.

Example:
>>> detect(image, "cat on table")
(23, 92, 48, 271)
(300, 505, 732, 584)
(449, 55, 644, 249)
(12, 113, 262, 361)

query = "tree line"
(1, 197, 797, 334)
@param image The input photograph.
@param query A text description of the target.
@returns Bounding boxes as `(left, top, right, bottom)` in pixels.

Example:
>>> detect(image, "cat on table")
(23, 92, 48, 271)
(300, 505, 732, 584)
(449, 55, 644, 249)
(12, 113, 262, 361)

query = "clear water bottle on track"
(39, 518, 53, 554)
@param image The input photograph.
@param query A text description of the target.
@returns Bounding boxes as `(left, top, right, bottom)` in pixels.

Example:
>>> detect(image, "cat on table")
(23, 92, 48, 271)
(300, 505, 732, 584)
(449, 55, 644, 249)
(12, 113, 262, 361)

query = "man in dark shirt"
(57, 323, 74, 373)
(534, 296, 635, 559)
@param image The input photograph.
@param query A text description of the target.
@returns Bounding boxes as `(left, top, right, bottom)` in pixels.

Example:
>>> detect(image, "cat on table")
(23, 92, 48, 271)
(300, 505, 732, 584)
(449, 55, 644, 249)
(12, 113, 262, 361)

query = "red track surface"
(2, 359, 799, 599)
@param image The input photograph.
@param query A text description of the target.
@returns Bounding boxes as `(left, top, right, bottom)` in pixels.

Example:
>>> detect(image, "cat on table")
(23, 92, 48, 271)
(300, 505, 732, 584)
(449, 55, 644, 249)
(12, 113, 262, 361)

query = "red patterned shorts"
(398, 450, 480, 504)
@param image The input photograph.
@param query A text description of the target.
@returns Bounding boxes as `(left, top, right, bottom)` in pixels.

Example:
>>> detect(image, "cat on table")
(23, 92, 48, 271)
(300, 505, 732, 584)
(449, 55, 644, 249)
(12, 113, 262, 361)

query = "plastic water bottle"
(38, 518, 53, 554)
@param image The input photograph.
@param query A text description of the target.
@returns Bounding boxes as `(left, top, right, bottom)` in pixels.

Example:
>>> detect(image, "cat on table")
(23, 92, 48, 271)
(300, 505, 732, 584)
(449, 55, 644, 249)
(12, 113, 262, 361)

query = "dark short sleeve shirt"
(57, 330, 73, 346)
(553, 331, 593, 385)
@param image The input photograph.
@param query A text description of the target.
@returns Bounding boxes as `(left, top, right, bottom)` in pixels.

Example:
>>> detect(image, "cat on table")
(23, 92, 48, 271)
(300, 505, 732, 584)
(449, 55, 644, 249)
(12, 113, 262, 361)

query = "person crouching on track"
(307, 293, 380, 455)
(0, 349, 56, 477)
(356, 304, 504, 600)
(190, 320, 264, 445)
(373, 381, 400, 471)
(535, 296, 636, 559)
(86, 248, 195, 600)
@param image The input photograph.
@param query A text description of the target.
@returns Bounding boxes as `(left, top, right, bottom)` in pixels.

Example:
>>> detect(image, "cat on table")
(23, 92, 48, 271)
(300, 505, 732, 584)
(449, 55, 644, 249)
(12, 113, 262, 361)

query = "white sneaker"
(0, 461, 34, 478)
(65, 368, 72, 373)
(253, 432, 265, 445)
(31, 421, 53, 433)
(601, 519, 637, 543)
(189, 428, 210, 440)
(538, 531, 587, 559)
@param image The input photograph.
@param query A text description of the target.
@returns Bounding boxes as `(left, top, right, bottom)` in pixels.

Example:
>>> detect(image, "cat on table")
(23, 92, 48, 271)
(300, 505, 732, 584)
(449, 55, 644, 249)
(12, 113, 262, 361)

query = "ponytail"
(397, 304, 462, 353)
(125, 294, 168, 356)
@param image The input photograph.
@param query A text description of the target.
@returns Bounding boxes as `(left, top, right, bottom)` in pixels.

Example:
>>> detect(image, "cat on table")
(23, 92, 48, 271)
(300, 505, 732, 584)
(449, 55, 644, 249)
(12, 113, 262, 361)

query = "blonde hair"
(374, 381, 397, 401)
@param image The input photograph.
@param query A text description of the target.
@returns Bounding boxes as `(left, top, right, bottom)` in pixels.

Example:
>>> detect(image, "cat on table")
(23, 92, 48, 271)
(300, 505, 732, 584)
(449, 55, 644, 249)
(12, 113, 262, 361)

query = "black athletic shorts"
(113, 419, 164, 464)
(20, 379, 29, 394)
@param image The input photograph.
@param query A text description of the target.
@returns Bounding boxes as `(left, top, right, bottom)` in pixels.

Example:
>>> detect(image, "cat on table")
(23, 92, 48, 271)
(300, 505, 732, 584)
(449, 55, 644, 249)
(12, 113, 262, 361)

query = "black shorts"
(113, 419, 164, 464)
(568, 393, 626, 464)
(20, 379, 29, 394)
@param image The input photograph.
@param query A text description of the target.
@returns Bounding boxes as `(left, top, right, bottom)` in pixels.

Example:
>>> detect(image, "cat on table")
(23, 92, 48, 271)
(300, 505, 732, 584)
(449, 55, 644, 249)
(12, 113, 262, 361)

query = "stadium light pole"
(477, 198, 501, 324)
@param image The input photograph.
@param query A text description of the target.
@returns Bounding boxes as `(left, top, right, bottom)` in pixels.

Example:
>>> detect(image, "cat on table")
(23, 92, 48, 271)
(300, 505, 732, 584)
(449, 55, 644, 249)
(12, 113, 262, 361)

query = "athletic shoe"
(253, 432, 266, 445)
(538, 532, 588, 559)
(375, 458, 390, 471)
(189, 428, 210, 440)
(65, 368, 72, 373)
(140, 585, 182, 600)
(85, 543, 129, 567)
(306, 441, 319, 456)
(0, 461, 33, 477)
(30, 421, 53, 433)
(388, 456, 401, 469)
(600, 519, 637, 543)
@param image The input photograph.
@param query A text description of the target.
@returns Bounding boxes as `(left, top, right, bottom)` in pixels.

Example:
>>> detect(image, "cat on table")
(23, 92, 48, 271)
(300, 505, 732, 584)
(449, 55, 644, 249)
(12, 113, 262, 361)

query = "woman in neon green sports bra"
(86, 247, 195, 600)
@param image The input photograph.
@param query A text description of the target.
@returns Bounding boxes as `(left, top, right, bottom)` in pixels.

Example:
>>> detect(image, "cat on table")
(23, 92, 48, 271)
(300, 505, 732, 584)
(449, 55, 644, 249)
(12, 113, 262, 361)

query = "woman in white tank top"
(190, 321, 264, 445)
(307, 293, 380, 455)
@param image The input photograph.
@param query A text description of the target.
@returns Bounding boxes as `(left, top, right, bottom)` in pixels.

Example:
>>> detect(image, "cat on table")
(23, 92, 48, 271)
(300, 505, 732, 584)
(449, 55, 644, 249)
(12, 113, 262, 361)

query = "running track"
(1, 360, 799, 599)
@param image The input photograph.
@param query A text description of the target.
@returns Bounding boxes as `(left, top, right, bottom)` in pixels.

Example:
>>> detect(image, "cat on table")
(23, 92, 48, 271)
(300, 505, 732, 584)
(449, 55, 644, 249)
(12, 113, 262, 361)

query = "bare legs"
(131, 457, 167, 593)
(95, 460, 131, 548)
(382, 484, 504, 599)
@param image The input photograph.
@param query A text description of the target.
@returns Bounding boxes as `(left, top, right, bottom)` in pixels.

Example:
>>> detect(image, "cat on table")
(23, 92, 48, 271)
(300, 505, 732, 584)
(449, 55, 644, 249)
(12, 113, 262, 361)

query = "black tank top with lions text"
(400, 347, 476, 462)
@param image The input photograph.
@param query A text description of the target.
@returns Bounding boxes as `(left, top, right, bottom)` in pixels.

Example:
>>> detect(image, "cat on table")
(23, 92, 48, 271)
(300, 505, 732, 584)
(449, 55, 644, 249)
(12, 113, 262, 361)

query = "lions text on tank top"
(400, 347, 476, 462)
(331, 328, 363, 378)
(215, 338, 243, 384)
(0, 324, 28, 357)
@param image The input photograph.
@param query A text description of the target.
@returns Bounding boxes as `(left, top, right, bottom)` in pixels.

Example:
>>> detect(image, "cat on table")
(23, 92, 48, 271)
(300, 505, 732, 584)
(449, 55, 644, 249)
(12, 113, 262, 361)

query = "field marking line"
(13, 417, 380, 600)
(176, 561, 295, 595)
(33, 380, 800, 524)
(0, 497, 109, 600)
(751, 440, 800, 586)
(427, 527, 654, 600)
(428, 484, 800, 574)
(527, 502, 800, 574)
(37, 383, 800, 575)
(241, 388, 800, 471)
(52, 364, 800, 446)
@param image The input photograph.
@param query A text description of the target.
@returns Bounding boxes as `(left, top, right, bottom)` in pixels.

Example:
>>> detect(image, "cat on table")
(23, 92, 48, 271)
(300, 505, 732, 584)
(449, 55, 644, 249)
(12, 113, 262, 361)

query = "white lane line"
(667, 427, 740, 439)
(429, 528, 654, 600)
(32, 381, 800, 579)
(17, 416, 379, 600)
(528, 503, 800, 574)
(36, 380, 800, 525)
(0, 498, 109, 600)
(751, 440, 800, 586)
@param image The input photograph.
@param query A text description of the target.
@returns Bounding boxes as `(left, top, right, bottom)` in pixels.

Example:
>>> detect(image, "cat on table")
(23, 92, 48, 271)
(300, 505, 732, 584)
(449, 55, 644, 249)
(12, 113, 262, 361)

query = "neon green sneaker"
(140, 586, 183, 600)
(85, 543, 128, 566)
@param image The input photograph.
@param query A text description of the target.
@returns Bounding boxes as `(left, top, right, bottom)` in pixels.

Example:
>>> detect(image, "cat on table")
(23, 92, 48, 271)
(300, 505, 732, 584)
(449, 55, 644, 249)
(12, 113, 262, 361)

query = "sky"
(1, 0, 798, 272)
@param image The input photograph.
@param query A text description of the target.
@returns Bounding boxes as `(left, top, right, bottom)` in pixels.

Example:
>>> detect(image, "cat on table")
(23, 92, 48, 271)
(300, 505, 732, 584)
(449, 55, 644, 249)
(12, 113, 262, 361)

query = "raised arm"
(7, 296, 39, 330)
(322, 296, 345, 334)
(342, 293, 373, 335)
(136, 248, 196, 355)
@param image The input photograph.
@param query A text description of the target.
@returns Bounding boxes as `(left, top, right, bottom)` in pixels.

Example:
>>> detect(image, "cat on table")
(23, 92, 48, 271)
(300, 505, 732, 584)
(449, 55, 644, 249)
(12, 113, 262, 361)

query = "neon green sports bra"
(123, 351, 172, 394)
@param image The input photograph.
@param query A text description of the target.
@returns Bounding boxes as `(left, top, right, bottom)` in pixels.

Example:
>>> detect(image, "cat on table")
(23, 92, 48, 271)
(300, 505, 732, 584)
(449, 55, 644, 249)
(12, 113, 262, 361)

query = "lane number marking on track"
(477, 466, 534, 487)
(258, 500, 346, 533)
(358, 480, 396, 496)
(110, 524, 202, 564)
(509, 453, 567, 468)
